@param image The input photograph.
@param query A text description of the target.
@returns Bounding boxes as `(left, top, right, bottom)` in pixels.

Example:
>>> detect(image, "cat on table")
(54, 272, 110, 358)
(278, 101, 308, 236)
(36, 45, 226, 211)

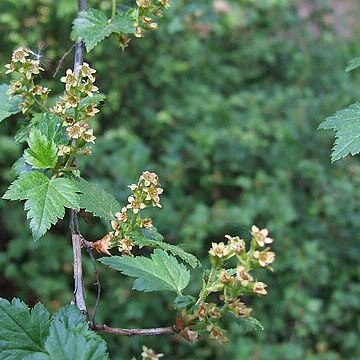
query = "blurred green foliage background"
(1, 0, 360, 359)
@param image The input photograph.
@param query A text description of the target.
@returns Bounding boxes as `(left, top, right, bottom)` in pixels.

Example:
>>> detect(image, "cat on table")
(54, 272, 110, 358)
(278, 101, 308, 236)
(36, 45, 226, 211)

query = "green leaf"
(79, 93, 106, 109)
(24, 128, 58, 169)
(140, 227, 164, 241)
(11, 157, 32, 176)
(14, 123, 31, 144)
(235, 316, 264, 333)
(44, 305, 108, 360)
(72, 177, 121, 221)
(71, 9, 135, 52)
(132, 228, 201, 268)
(3, 171, 80, 239)
(0, 298, 50, 358)
(14, 114, 42, 144)
(98, 249, 190, 294)
(0, 299, 109, 360)
(319, 102, 360, 162)
(35, 113, 68, 145)
(0, 84, 22, 122)
(174, 295, 196, 310)
(346, 57, 360, 72)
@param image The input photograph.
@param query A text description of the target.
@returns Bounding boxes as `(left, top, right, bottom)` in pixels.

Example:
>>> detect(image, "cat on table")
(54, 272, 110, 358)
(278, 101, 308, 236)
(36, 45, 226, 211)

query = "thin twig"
(81, 238, 101, 325)
(82, 238, 96, 249)
(91, 323, 179, 336)
(53, 44, 76, 78)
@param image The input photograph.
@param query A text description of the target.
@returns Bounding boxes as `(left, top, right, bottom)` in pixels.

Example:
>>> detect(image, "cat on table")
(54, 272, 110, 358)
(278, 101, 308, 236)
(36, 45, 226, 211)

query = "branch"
(91, 323, 179, 336)
(81, 237, 101, 325)
(82, 238, 96, 249)
(74, 0, 87, 76)
(71, 0, 87, 313)
(71, 210, 87, 312)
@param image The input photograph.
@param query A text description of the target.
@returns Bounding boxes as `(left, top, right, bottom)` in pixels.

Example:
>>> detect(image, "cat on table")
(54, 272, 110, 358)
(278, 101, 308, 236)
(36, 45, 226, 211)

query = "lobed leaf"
(24, 128, 58, 169)
(43, 305, 108, 360)
(0, 84, 22, 122)
(319, 102, 360, 162)
(98, 249, 190, 294)
(14, 114, 42, 144)
(14, 113, 66, 146)
(71, 9, 135, 52)
(3, 171, 80, 240)
(35, 113, 68, 145)
(72, 177, 121, 221)
(0, 299, 108, 360)
(11, 157, 32, 176)
(132, 228, 201, 268)
(0, 298, 50, 359)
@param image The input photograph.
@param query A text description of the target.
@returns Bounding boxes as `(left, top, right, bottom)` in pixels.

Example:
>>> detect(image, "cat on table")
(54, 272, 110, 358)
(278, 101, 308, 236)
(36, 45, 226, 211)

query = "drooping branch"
(91, 323, 179, 337)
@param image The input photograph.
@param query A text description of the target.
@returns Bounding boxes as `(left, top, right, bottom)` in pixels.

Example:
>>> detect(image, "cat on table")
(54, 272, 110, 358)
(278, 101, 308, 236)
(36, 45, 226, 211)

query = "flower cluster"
(94, 172, 163, 256)
(5, 47, 50, 114)
(50, 63, 99, 147)
(127, 171, 163, 211)
(180, 225, 275, 343)
(208, 226, 275, 296)
(141, 346, 164, 360)
(117, 0, 170, 49)
(136, 0, 170, 37)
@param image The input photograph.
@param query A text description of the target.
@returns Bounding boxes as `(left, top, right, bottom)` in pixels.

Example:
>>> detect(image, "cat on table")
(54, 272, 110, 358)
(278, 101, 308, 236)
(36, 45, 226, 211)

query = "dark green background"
(1, 0, 360, 359)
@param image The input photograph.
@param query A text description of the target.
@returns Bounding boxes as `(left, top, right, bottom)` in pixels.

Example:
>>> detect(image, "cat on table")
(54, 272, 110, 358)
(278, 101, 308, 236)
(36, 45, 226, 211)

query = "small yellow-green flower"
(5, 62, 16, 74)
(219, 269, 233, 284)
(80, 62, 96, 77)
(236, 265, 253, 286)
(118, 237, 134, 255)
(57, 144, 71, 156)
(252, 282, 267, 296)
(82, 128, 96, 143)
(60, 69, 78, 91)
(8, 80, 22, 95)
(144, 186, 163, 207)
(12, 47, 29, 63)
(20, 59, 42, 79)
(67, 122, 86, 139)
(251, 225, 273, 247)
(85, 104, 99, 117)
(208, 242, 231, 258)
(137, 0, 151, 8)
(225, 234, 246, 253)
(81, 79, 98, 97)
(140, 218, 153, 228)
(226, 298, 252, 317)
(207, 324, 228, 343)
(115, 208, 128, 222)
(253, 248, 275, 267)
(127, 196, 146, 214)
(140, 171, 159, 186)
